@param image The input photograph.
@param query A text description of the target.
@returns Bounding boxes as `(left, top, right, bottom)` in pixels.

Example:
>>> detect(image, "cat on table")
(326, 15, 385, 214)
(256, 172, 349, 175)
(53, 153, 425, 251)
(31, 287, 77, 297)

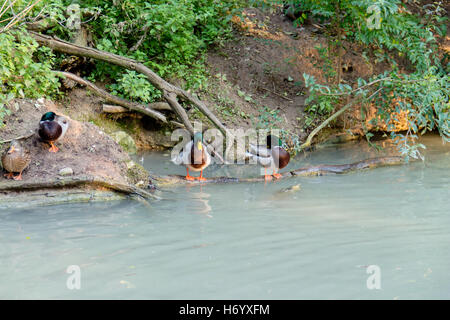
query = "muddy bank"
(0, 98, 153, 206)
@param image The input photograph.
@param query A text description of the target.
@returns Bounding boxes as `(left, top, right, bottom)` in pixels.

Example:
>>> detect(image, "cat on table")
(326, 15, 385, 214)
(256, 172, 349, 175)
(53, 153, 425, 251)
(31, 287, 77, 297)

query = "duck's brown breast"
(190, 146, 206, 169)
(272, 146, 290, 169)
(39, 121, 62, 142)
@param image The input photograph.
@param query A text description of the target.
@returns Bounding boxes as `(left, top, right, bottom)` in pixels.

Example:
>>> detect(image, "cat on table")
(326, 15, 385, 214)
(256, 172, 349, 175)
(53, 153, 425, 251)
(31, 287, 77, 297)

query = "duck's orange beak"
(7, 146, 16, 154)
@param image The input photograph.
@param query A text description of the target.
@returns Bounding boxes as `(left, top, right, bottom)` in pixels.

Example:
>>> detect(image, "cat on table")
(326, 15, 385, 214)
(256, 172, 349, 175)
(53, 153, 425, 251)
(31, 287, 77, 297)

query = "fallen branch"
(300, 88, 383, 149)
(300, 99, 359, 149)
(0, 130, 35, 144)
(56, 71, 168, 123)
(152, 156, 406, 185)
(29, 31, 232, 138)
(0, 175, 160, 200)
(102, 102, 171, 113)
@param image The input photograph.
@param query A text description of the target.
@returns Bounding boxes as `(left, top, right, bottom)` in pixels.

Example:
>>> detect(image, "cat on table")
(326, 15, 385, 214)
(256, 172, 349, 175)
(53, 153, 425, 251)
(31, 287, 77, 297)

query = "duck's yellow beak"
(7, 146, 16, 154)
(197, 141, 203, 151)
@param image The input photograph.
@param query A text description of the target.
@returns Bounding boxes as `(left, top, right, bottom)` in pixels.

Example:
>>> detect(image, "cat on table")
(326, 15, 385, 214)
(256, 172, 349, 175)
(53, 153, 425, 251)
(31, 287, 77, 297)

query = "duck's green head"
(40, 111, 56, 122)
(193, 132, 203, 151)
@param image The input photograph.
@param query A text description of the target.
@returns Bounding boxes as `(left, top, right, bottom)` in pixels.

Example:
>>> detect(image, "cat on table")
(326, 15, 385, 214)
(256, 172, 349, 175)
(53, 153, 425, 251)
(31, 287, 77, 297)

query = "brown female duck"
(2, 140, 31, 180)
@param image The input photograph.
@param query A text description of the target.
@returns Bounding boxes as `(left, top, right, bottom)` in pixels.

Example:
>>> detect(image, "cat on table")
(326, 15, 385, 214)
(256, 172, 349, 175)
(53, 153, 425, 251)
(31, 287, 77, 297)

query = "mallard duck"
(1, 140, 31, 180)
(246, 134, 290, 181)
(38, 112, 69, 153)
(172, 132, 211, 181)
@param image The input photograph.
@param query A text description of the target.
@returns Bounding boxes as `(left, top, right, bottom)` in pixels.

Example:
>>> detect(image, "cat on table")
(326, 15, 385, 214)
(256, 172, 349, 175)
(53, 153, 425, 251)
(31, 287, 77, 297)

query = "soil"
(0, 99, 148, 186)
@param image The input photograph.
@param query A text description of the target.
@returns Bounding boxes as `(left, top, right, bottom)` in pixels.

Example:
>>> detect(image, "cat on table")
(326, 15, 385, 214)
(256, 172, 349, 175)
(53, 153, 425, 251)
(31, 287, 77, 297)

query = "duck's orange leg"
(48, 141, 59, 153)
(13, 171, 23, 181)
(264, 168, 272, 181)
(3, 172, 14, 179)
(197, 170, 207, 182)
(185, 168, 196, 181)
(272, 168, 282, 179)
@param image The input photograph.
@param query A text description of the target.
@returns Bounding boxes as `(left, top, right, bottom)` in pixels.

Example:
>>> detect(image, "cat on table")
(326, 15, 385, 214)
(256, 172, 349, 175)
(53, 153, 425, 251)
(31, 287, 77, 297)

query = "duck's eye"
(63, 120, 67, 124)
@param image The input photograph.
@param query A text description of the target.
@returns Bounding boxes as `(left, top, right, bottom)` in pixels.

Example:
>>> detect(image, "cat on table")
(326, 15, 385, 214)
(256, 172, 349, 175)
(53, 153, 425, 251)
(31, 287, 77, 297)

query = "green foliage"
(40, 0, 244, 103)
(303, 66, 449, 160)
(303, 73, 350, 116)
(108, 71, 161, 104)
(254, 106, 282, 129)
(265, 0, 449, 159)
(0, 29, 60, 126)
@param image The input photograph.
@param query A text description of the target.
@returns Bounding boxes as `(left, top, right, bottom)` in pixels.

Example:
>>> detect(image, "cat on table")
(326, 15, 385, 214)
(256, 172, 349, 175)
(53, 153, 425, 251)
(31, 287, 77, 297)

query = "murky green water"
(0, 135, 449, 299)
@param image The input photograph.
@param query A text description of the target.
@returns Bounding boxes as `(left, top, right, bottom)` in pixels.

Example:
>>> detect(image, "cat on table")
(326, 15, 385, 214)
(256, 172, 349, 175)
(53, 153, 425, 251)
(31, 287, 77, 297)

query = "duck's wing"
(171, 140, 193, 165)
(248, 144, 271, 157)
(203, 143, 212, 167)
(245, 151, 273, 167)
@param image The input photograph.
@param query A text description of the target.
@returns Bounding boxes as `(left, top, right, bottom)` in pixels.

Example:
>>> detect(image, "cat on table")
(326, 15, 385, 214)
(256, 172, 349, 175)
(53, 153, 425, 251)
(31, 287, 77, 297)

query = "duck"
(38, 112, 69, 153)
(246, 134, 290, 181)
(172, 132, 211, 181)
(1, 140, 31, 180)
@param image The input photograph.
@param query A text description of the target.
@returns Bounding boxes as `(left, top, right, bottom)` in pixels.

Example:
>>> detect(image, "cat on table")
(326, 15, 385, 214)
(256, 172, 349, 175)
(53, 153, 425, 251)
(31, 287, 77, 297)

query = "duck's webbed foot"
(197, 170, 207, 181)
(13, 173, 23, 181)
(48, 142, 59, 153)
(272, 173, 282, 179)
(3, 172, 14, 179)
(185, 168, 196, 181)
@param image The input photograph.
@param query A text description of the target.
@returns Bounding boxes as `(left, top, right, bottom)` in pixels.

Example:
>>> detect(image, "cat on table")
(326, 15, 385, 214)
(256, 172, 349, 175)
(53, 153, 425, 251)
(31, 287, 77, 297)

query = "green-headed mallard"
(172, 132, 211, 181)
(1, 140, 31, 180)
(38, 112, 69, 153)
(246, 134, 290, 181)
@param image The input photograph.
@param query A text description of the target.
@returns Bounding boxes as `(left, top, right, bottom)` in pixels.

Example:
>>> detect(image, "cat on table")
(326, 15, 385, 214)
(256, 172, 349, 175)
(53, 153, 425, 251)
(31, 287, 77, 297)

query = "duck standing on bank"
(38, 112, 69, 153)
(246, 134, 290, 181)
(172, 132, 211, 181)
(1, 140, 31, 180)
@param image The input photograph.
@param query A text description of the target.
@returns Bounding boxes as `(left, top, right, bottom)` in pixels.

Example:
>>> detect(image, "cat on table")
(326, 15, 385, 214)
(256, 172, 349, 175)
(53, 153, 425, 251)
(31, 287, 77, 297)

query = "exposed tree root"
(153, 156, 406, 186)
(0, 175, 160, 200)
(56, 71, 168, 123)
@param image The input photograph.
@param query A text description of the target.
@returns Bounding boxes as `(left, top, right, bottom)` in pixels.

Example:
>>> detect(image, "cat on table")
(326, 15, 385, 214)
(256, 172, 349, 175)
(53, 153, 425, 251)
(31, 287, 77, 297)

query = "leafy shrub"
(0, 29, 60, 126)
(39, 0, 245, 102)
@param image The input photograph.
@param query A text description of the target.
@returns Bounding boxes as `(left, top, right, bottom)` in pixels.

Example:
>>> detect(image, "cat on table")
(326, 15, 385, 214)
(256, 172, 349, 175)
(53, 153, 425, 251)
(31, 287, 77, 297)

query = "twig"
(259, 87, 293, 101)
(0, 0, 41, 33)
(0, 130, 35, 144)
(56, 71, 168, 123)
(129, 25, 149, 52)
(300, 87, 383, 149)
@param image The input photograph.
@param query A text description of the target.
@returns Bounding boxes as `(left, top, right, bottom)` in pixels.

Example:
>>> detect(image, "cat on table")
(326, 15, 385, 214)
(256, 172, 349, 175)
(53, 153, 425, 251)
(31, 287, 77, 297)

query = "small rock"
(135, 180, 145, 188)
(59, 167, 74, 176)
(37, 98, 45, 104)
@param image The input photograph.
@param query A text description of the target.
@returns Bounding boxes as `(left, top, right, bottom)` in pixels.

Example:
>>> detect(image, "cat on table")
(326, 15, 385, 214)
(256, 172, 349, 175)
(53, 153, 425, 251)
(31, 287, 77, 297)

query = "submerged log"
(153, 156, 406, 186)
